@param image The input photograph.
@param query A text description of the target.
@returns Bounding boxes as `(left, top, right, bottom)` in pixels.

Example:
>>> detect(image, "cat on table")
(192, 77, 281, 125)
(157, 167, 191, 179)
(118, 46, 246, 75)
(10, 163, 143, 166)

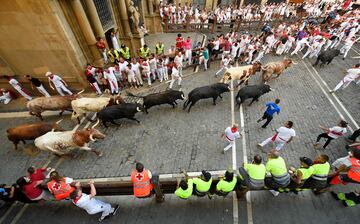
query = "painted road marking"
(230, 80, 238, 224)
(240, 105, 253, 224)
(302, 59, 359, 132)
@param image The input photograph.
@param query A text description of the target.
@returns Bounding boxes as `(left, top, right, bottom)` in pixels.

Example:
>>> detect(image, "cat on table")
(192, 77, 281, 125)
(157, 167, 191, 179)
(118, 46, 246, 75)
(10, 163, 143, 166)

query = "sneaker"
(257, 143, 263, 147)
(329, 90, 334, 93)
(112, 204, 120, 216)
(269, 190, 280, 197)
(257, 118, 262, 123)
(99, 215, 110, 222)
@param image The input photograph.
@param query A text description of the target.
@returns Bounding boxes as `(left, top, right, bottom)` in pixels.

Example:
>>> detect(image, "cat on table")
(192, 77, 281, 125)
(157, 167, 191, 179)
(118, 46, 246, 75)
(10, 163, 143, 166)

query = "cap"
(300, 157, 313, 166)
(45, 72, 52, 77)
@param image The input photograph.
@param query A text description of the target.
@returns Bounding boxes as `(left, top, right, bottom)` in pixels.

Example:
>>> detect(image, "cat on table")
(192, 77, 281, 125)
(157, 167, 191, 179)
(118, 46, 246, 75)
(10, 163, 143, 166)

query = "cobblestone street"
(0, 46, 359, 224)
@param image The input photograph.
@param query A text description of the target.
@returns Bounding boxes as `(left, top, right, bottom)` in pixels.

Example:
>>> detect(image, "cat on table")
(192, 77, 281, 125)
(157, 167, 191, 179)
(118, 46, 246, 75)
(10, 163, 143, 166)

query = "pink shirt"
(183, 40, 192, 50)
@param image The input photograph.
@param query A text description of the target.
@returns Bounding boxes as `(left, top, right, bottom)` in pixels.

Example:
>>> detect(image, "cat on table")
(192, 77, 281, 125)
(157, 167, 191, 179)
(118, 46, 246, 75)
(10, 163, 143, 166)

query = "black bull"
(314, 49, 340, 66)
(127, 90, 185, 113)
(97, 103, 144, 127)
(183, 83, 230, 112)
(236, 84, 272, 108)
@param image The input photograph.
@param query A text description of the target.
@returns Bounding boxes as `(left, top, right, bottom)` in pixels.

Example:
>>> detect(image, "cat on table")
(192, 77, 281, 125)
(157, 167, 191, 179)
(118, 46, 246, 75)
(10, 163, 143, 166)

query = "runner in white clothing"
(71, 180, 119, 222)
(46, 72, 73, 96)
(104, 67, 119, 94)
(3, 76, 32, 100)
(222, 124, 241, 153)
(330, 64, 360, 92)
(314, 120, 348, 149)
(215, 55, 232, 77)
(258, 121, 296, 150)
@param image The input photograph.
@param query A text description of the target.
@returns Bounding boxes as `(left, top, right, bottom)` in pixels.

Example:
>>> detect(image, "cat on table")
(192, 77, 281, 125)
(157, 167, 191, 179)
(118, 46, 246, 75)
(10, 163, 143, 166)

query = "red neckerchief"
(73, 195, 82, 204)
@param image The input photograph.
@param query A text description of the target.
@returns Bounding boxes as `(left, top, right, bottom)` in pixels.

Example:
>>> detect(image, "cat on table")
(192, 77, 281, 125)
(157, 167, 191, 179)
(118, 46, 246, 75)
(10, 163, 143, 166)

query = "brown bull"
(220, 62, 262, 87)
(261, 59, 297, 83)
(6, 119, 64, 150)
(27, 90, 84, 120)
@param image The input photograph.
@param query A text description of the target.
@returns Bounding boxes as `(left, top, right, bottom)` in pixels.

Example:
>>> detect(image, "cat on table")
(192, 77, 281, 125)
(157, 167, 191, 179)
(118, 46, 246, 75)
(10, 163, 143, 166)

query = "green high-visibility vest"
(108, 50, 120, 62)
(120, 47, 130, 60)
(266, 157, 287, 177)
(155, 44, 164, 55)
(193, 177, 212, 193)
(140, 47, 150, 58)
(216, 177, 237, 193)
(244, 163, 266, 180)
(297, 166, 314, 181)
(175, 179, 193, 199)
(311, 162, 330, 180)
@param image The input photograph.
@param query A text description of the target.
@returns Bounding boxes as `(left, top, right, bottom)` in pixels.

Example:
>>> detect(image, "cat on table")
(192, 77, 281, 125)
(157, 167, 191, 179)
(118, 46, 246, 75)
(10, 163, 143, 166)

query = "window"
(93, 0, 115, 32)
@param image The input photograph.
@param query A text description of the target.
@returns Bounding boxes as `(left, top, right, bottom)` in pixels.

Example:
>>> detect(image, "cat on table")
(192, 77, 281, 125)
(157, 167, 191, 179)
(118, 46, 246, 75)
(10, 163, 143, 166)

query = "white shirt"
(174, 55, 183, 67)
(73, 193, 102, 215)
(131, 62, 140, 73)
(224, 127, 240, 141)
(276, 127, 296, 142)
(104, 68, 117, 80)
(49, 75, 64, 87)
(328, 126, 347, 139)
(345, 68, 360, 80)
(118, 61, 129, 72)
(9, 78, 20, 87)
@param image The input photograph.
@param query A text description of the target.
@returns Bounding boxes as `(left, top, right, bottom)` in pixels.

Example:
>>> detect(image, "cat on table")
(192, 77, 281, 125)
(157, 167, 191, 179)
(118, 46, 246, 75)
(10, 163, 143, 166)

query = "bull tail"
(126, 91, 145, 98)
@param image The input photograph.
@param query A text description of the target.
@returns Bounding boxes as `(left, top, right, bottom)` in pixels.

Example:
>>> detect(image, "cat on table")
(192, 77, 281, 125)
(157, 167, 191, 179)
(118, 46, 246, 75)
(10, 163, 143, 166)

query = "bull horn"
(92, 119, 100, 128)
(55, 119, 63, 124)
(104, 89, 110, 94)
(76, 89, 85, 95)
(137, 99, 141, 104)
(117, 93, 120, 97)
(181, 94, 185, 99)
(292, 61, 298, 65)
(179, 88, 182, 92)
(116, 99, 120, 104)
(270, 88, 275, 91)
(136, 107, 141, 112)
(89, 134, 95, 142)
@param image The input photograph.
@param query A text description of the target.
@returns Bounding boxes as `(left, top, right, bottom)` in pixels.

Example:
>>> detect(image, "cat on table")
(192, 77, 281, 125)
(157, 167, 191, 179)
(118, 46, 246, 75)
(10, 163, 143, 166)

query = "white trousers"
(157, 68, 164, 82)
(185, 49, 192, 65)
(12, 85, 32, 100)
(199, 56, 208, 70)
(291, 43, 302, 55)
(333, 78, 356, 91)
(323, 40, 332, 51)
(169, 74, 182, 89)
(87, 199, 114, 219)
(36, 84, 51, 97)
(107, 79, 119, 94)
(55, 84, 73, 96)
(90, 82, 102, 95)
(134, 71, 143, 85)
(163, 67, 169, 80)
(259, 136, 286, 150)
(340, 46, 351, 58)
(224, 139, 234, 152)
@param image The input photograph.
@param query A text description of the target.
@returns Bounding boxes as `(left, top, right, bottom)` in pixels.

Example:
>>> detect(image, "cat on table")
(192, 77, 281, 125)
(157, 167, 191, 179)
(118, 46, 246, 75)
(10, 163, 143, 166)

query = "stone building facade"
(0, 0, 162, 92)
